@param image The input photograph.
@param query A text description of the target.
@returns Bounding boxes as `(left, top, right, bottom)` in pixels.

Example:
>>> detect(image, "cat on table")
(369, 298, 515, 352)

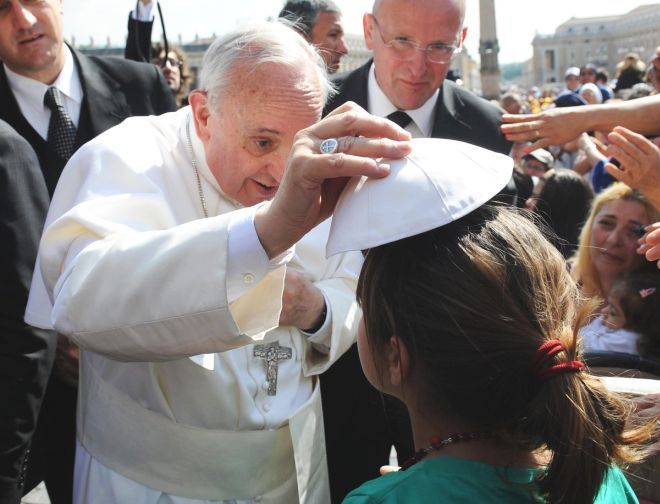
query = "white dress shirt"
(132, 1, 155, 21)
(4, 44, 83, 139)
(367, 63, 439, 138)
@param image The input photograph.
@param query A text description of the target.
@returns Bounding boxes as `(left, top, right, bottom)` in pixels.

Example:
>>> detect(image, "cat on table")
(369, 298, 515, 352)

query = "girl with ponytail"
(327, 139, 658, 503)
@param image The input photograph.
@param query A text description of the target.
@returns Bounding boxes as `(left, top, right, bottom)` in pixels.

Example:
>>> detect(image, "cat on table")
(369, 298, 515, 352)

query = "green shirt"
(342, 456, 637, 503)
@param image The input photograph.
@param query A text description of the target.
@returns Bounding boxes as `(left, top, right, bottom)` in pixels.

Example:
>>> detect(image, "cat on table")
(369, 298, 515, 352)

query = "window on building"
(544, 49, 556, 71)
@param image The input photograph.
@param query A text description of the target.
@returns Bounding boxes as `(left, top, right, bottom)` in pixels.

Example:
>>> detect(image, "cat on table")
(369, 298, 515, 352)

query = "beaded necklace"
(400, 432, 491, 471)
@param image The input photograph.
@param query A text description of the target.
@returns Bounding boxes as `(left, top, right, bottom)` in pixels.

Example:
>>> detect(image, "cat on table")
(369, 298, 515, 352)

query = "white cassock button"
(243, 273, 255, 284)
(262, 382, 270, 391)
(263, 401, 271, 412)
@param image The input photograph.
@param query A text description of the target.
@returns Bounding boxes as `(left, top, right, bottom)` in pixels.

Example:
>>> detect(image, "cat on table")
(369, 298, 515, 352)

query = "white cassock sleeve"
(25, 135, 290, 362)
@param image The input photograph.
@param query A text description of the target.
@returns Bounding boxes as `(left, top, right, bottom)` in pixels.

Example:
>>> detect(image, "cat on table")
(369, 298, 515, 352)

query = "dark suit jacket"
(325, 60, 511, 155)
(0, 46, 177, 196)
(0, 120, 54, 504)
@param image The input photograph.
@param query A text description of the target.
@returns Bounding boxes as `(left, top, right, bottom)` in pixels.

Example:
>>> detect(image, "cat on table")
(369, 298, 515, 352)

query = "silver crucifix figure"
(253, 341, 292, 396)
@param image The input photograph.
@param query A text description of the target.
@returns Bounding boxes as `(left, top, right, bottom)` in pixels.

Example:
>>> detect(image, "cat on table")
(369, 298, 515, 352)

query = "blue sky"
(61, 0, 656, 64)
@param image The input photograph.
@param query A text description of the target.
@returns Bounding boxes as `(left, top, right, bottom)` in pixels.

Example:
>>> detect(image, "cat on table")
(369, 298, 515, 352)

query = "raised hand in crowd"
(604, 126, 660, 208)
(501, 94, 660, 152)
(638, 223, 660, 269)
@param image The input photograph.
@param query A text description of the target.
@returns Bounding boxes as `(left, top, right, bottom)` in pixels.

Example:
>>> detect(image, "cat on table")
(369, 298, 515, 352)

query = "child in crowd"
(583, 273, 660, 358)
(327, 139, 657, 504)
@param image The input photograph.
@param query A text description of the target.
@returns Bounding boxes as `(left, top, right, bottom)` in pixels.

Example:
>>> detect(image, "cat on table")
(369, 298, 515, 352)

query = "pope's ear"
(188, 90, 211, 142)
(386, 335, 410, 388)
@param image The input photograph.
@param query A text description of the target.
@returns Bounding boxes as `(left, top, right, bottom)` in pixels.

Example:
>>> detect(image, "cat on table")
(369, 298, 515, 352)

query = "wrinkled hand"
(278, 269, 325, 331)
(501, 108, 587, 152)
(638, 222, 660, 268)
(604, 126, 660, 208)
(53, 333, 79, 388)
(255, 102, 412, 258)
(630, 393, 660, 453)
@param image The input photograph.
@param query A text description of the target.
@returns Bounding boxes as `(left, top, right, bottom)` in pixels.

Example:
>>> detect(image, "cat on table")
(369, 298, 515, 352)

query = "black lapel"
(431, 81, 473, 139)
(339, 60, 371, 109)
(0, 66, 48, 152)
(324, 60, 372, 115)
(0, 66, 59, 190)
(72, 48, 131, 140)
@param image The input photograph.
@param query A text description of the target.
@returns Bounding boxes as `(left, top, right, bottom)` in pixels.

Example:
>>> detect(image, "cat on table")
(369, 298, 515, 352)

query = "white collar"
(366, 62, 439, 138)
(4, 45, 83, 110)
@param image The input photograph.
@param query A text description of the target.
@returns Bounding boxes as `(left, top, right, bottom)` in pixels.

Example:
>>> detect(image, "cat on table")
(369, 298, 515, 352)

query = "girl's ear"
(386, 335, 410, 388)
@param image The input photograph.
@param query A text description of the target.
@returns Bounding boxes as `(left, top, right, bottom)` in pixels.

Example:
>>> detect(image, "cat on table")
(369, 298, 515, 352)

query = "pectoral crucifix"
(253, 341, 292, 396)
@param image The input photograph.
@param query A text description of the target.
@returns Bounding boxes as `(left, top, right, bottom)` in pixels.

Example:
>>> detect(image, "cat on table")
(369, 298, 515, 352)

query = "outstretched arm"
(501, 95, 660, 152)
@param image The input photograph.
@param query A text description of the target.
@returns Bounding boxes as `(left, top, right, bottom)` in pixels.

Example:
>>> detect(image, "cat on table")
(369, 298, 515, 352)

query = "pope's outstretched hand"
(255, 102, 412, 258)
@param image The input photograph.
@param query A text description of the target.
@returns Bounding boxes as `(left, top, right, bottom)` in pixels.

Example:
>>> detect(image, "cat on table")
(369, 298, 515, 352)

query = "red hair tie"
(530, 339, 584, 382)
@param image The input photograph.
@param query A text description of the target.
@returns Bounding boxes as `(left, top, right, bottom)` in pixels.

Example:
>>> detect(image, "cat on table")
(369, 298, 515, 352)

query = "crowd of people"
(500, 48, 660, 117)
(1, 0, 659, 503)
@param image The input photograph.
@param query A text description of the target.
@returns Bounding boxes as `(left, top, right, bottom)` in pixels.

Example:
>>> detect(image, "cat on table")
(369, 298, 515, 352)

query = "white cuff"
(226, 207, 294, 304)
(132, 2, 155, 21)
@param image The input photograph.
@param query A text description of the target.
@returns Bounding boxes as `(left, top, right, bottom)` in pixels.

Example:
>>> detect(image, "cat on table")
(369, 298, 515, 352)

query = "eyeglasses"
(152, 56, 182, 68)
(370, 15, 460, 64)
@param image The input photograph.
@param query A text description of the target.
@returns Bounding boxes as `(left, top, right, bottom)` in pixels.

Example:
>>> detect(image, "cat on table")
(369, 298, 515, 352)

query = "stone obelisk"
(479, 0, 501, 100)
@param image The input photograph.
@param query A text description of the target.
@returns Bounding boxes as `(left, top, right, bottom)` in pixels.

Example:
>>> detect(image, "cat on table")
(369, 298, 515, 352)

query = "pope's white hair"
(198, 20, 335, 107)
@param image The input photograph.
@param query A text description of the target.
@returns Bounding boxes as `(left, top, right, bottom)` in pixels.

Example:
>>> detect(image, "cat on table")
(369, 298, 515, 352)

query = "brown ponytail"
(358, 205, 658, 503)
(521, 310, 655, 503)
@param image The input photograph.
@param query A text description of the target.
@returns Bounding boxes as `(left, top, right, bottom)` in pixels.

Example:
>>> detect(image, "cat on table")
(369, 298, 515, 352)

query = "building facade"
(532, 4, 660, 85)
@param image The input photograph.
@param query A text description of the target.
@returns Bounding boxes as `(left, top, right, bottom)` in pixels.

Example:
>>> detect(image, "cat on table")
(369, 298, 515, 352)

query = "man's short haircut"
(199, 21, 334, 107)
(278, 0, 341, 36)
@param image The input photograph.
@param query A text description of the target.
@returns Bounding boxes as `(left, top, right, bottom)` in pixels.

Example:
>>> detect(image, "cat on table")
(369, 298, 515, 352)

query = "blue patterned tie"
(44, 87, 77, 160)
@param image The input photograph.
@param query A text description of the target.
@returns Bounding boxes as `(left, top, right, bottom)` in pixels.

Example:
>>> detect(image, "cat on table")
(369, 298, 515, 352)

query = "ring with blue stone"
(320, 138, 339, 154)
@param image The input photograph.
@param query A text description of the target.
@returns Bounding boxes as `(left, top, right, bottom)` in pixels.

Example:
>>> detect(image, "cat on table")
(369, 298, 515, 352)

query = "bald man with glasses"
(321, 1, 513, 501)
(324, 0, 509, 151)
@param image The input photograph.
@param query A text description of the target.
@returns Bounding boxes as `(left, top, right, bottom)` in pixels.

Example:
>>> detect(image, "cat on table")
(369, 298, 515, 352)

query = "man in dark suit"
(0, 1, 176, 502)
(321, 1, 512, 501)
(0, 4, 176, 195)
(0, 120, 53, 504)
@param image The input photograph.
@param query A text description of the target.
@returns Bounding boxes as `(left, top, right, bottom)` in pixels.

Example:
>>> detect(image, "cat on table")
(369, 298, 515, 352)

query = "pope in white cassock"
(24, 21, 412, 504)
